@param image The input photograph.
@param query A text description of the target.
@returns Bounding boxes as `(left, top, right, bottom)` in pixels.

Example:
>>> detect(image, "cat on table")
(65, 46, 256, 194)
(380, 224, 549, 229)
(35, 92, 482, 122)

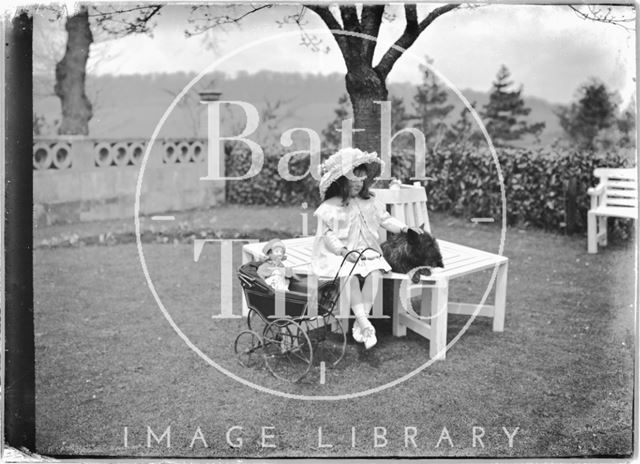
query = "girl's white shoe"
(352, 321, 365, 343)
(363, 326, 377, 350)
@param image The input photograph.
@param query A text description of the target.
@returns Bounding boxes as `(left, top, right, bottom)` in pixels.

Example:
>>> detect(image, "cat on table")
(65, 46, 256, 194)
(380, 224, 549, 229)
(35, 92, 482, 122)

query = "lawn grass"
(33, 208, 635, 458)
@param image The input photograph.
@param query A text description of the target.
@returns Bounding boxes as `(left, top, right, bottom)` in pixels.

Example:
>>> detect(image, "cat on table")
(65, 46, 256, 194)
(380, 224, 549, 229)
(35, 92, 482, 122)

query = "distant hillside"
(34, 70, 563, 145)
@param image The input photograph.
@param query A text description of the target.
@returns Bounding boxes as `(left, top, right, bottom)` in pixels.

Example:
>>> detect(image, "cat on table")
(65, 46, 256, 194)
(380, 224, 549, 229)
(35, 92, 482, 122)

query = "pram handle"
(337, 247, 380, 274)
(238, 274, 256, 287)
(316, 247, 381, 316)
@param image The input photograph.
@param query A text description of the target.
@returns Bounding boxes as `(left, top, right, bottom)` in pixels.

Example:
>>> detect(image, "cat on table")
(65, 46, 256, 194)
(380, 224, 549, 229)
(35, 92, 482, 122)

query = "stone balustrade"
(33, 137, 207, 170)
(33, 137, 224, 225)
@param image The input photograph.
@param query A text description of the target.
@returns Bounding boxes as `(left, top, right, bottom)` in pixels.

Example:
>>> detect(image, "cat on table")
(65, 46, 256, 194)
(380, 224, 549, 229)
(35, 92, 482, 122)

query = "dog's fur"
(381, 226, 444, 283)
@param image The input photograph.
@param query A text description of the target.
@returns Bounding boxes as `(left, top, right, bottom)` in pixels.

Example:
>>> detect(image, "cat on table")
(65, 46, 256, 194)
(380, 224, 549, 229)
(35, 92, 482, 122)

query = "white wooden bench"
(242, 183, 509, 360)
(587, 168, 637, 254)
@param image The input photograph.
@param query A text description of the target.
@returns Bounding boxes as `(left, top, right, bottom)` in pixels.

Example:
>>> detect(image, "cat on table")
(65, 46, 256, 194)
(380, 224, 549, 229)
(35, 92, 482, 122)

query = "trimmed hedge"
(225, 144, 634, 235)
(393, 147, 634, 233)
(225, 146, 322, 206)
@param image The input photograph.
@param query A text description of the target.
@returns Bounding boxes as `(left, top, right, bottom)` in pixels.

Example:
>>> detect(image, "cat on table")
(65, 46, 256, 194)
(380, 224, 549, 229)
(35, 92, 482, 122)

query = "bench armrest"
(587, 183, 605, 209)
(587, 183, 605, 196)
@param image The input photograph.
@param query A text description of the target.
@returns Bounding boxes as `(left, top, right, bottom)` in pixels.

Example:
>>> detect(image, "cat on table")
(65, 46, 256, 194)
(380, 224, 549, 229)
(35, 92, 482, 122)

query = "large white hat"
(318, 148, 384, 200)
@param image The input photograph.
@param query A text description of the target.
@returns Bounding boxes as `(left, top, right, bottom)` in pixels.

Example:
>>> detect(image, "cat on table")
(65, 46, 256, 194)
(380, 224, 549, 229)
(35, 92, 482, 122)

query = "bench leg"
(587, 211, 598, 253)
(392, 280, 406, 337)
(492, 262, 508, 332)
(598, 216, 607, 246)
(429, 277, 449, 360)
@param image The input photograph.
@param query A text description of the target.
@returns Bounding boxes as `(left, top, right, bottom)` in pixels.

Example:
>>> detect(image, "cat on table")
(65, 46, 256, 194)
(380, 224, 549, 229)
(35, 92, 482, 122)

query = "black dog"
(381, 226, 444, 283)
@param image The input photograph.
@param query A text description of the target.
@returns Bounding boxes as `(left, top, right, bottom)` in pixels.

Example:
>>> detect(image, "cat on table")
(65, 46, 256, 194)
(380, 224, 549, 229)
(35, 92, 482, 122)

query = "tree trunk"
(55, 7, 93, 135)
(345, 65, 388, 154)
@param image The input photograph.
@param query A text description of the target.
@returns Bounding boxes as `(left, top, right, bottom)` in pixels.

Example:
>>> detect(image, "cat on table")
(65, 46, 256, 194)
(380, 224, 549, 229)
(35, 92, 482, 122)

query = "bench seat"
(242, 183, 508, 360)
(590, 205, 637, 220)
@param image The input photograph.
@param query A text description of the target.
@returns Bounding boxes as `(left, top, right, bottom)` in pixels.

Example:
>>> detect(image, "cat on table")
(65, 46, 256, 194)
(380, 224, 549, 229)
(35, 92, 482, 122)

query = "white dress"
(257, 261, 291, 290)
(311, 196, 407, 278)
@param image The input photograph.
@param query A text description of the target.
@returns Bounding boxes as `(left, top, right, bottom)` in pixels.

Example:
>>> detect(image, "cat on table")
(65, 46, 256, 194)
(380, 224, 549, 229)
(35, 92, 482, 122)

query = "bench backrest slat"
(372, 183, 431, 241)
(594, 168, 638, 210)
(594, 167, 637, 180)
(414, 200, 426, 227)
(405, 201, 416, 227)
(606, 186, 637, 198)
(605, 197, 637, 207)
(606, 180, 637, 191)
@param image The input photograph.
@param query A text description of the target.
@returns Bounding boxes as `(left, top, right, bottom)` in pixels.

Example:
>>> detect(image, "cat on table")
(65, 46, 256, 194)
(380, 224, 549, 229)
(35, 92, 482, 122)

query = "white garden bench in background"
(242, 183, 509, 360)
(587, 168, 637, 254)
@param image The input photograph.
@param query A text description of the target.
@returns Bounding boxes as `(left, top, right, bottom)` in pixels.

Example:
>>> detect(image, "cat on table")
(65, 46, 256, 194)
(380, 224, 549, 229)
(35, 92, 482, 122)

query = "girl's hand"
(361, 249, 381, 260)
(403, 226, 424, 235)
(345, 253, 358, 263)
(340, 248, 358, 262)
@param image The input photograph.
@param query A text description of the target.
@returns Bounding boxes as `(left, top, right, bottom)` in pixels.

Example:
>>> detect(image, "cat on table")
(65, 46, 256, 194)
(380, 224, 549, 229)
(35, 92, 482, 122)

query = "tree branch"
(417, 3, 459, 33)
(88, 5, 161, 19)
(185, 4, 273, 36)
(404, 4, 418, 30)
(91, 4, 163, 36)
(361, 5, 385, 64)
(375, 3, 458, 79)
(214, 4, 271, 25)
(338, 5, 368, 65)
(303, 5, 349, 57)
(276, 6, 327, 52)
(568, 5, 635, 31)
(304, 4, 342, 31)
(339, 4, 360, 31)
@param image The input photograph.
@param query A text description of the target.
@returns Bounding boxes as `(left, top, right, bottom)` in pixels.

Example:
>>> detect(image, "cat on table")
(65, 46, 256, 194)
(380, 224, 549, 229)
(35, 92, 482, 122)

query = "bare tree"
(187, 4, 459, 153)
(306, 4, 460, 153)
(44, 2, 636, 145)
(54, 6, 94, 135)
(51, 4, 162, 135)
(34, 9, 108, 115)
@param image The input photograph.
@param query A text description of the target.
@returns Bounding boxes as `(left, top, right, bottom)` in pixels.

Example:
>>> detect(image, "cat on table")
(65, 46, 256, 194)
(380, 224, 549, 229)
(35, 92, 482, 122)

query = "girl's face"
(348, 167, 367, 198)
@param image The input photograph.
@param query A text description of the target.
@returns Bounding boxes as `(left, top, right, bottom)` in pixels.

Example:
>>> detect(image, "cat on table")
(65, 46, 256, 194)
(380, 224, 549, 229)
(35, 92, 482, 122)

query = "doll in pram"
(234, 249, 374, 383)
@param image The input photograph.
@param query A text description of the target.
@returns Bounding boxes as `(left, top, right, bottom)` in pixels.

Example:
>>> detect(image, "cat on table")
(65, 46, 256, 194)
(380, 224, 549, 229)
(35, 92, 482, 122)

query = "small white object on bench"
(587, 167, 637, 254)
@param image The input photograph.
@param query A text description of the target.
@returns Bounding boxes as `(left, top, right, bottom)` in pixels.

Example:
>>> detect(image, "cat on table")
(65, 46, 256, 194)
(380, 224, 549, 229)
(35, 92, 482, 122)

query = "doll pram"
(234, 249, 375, 383)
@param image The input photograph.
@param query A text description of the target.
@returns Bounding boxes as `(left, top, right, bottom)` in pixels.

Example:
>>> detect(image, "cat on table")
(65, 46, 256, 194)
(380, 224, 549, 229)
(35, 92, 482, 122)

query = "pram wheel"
(247, 307, 268, 336)
(262, 319, 312, 383)
(317, 281, 340, 314)
(299, 314, 346, 368)
(234, 330, 263, 368)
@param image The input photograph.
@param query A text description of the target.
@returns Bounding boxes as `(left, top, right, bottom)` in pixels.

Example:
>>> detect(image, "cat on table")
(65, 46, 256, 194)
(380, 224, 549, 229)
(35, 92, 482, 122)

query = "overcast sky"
(34, 3, 636, 105)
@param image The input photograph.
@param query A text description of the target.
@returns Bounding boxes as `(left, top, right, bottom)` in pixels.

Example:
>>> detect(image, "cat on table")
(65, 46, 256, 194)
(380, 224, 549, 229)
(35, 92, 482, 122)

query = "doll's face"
(348, 166, 367, 197)
(270, 246, 285, 263)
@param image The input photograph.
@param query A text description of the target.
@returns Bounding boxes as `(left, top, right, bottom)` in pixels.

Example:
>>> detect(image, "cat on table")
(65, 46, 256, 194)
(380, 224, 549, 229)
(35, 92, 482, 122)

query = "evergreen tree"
(445, 102, 482, 151)
(616, 98, 636, 148)
(322, 93, 351, 150)
(481, 65, 545, 145)
(389, 94, 417, 150)
(556, 79, 620, 150)
(412, 57, 454, 145)
(391, 95, 410, 133)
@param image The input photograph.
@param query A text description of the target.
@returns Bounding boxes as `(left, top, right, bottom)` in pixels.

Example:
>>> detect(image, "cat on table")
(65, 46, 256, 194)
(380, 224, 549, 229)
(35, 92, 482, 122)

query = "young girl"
(311, 148, 418, 349)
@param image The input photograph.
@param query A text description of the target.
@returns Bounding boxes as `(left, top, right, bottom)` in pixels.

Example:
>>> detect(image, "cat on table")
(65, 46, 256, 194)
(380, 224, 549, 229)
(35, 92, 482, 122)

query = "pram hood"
(237, 262, 339, 319)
